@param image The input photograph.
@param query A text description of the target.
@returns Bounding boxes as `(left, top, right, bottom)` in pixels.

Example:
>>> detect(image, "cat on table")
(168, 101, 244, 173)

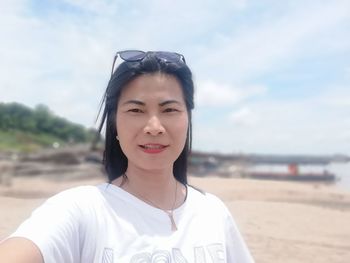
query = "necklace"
(141, 181, 178, 231)
(121, 174, 178, 232)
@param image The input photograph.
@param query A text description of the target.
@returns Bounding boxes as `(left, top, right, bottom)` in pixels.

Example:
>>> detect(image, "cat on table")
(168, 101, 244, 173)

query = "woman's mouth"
(139, 144, 168, 154)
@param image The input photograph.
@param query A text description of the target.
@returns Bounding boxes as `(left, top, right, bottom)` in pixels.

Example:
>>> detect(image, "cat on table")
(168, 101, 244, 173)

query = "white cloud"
(228, 107, 257, 127)
(316, 86, 350, 108)
(60, 0, 116, 14)
(195, 80, 266, 107)
(194, 91, 350, 154)
(193, 0, 350, 82)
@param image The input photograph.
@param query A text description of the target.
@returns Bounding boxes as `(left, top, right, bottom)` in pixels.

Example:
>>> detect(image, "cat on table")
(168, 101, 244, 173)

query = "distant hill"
(0, 102, 96, 152)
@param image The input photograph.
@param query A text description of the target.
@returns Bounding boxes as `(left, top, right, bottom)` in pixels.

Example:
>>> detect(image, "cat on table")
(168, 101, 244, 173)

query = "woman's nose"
(144, 115, 165, 136)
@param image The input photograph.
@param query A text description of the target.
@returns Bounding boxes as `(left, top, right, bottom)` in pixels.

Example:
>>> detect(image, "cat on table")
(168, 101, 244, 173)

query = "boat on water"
(188, 151, 340, 182)
(247, 171, 336, 182)
(246, 163, 337, 182)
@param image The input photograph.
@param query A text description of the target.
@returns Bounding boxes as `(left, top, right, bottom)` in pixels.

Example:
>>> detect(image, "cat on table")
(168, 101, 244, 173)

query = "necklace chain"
(121, 174, 178, 231)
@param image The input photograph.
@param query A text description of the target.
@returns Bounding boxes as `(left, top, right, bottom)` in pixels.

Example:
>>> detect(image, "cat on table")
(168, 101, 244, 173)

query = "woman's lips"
(139, 143, 168, 154)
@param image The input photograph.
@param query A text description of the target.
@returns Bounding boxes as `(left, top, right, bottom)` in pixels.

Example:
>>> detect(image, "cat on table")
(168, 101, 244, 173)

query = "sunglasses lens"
(156, 52, 182, 62)
(119, 50, 145, 61)
(116, 50, 185, 65)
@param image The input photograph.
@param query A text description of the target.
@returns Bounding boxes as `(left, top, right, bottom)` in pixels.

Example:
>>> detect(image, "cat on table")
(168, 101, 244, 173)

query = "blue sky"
(1, 0, 350, 155)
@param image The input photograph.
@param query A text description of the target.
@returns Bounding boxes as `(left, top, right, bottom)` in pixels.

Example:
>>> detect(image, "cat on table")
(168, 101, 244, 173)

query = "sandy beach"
(1, 174, 350, 263)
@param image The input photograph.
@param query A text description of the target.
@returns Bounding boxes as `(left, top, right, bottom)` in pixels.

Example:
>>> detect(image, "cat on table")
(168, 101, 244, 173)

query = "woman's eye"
(128, 108, 143, 113)
(164, 108, 179, 113)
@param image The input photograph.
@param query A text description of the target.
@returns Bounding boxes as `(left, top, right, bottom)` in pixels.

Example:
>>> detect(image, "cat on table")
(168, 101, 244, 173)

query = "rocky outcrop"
(0, 145, 104, 184)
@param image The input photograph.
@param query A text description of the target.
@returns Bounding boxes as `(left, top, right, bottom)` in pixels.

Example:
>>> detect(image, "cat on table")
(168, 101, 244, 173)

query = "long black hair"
(97, 53, 194, 185)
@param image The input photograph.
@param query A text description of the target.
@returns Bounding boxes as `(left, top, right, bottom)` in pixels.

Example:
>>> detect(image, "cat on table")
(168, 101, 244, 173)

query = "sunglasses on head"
(110, 50, 186, 76)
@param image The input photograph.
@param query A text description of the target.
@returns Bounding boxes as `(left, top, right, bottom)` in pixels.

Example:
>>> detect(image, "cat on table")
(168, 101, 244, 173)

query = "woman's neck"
(113, 165, 185, 210)
(127, 165, 174, 187)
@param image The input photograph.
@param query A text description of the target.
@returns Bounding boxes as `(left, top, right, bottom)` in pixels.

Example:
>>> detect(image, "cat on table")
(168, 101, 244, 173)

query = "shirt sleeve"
(224, 212, 255, 263)
(207, 193, 255, 263)
(10, 188, 85, 263)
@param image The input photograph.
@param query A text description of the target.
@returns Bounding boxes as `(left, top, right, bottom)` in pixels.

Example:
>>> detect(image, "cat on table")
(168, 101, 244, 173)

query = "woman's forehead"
(119, 73, 185, 102)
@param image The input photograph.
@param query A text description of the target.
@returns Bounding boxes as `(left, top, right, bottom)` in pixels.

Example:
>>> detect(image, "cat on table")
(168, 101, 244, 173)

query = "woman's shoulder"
(187, 185, 229, 212)
(41, 183, 110, 211)
(48, 184, 104, 200)
(19, 183, 111, 226)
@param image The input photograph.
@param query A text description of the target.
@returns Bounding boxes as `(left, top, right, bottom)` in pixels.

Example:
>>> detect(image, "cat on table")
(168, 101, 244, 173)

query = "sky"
(1, 0, 350, 155)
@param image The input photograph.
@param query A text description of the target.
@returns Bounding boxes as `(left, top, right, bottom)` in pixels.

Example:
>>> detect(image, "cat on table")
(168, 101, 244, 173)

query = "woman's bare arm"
(0, 237, 44, 263)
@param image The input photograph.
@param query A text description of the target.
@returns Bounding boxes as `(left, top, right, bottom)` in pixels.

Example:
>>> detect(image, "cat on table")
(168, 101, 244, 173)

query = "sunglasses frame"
(110, 50, 186, 77)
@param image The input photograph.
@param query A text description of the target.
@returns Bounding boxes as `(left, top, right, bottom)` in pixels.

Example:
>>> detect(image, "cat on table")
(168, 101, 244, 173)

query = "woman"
(0, 50, 254, 262)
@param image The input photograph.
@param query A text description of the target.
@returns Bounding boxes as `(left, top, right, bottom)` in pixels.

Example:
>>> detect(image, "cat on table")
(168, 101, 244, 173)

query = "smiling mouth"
(140, 144, 168, 149)
(139, 144, 168, 153)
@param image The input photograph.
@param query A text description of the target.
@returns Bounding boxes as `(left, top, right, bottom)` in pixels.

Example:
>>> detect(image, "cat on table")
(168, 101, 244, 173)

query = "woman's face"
(116, 73, 189, 172)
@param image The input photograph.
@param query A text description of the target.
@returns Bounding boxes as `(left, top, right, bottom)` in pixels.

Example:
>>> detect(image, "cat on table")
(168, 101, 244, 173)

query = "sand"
(1, 174, 350, 263)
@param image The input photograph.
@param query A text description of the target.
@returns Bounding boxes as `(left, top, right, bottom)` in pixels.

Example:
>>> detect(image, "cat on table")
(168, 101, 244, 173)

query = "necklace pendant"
(166, 211, 177, 231)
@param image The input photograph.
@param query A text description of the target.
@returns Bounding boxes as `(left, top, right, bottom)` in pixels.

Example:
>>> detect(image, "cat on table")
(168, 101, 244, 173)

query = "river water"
(328, 162, 350, 192)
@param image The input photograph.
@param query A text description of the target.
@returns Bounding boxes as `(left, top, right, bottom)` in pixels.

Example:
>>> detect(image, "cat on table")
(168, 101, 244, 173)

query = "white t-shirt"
(10, 183, 254, 262)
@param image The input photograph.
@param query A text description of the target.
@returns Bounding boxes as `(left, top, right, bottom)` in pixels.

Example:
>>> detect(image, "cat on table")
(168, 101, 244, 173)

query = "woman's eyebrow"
(121, 99, 182, 106)
(122, 100, 145, 106)
(159, 100, 181, 106)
